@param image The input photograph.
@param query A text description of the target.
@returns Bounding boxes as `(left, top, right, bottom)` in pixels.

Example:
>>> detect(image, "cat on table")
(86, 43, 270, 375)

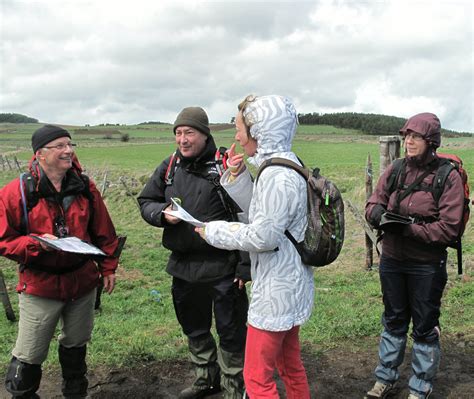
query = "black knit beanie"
(173, 107, 210, 136)
(32, 125, 71, 153)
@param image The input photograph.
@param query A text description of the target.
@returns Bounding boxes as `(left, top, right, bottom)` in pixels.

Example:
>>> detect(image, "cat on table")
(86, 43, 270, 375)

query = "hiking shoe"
(178, 383, 221, 399)
(365, 381, 396, 398)
(407, 389, 432, 399)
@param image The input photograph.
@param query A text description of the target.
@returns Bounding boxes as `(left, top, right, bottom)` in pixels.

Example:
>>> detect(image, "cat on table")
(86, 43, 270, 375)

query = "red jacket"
(366, 150, 464, 263)
(0, 157, 119, 301)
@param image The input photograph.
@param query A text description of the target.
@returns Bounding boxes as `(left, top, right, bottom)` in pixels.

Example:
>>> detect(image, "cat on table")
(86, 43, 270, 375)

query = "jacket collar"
(406, 147, 437, 168)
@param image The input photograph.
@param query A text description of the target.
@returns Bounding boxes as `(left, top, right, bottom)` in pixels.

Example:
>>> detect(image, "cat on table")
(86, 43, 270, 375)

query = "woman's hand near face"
(227, 143, 245, 176)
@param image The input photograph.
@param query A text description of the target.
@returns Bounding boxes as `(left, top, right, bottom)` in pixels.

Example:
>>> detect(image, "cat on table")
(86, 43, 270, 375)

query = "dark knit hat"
(32, 124, 71, 153)
(173, 107, 210, 136)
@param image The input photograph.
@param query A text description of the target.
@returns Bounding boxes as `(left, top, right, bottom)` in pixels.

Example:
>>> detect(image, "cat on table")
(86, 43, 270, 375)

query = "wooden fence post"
(101, 170, 109, 197)
(13, 156, 22, 171)
(365, 154, 373, 270)
(5, 156, 13, 171)
(379, 135, 401, 175)
(119, 177, 141, 211)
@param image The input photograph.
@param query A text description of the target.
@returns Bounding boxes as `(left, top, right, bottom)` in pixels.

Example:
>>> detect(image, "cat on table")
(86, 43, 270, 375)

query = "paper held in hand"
(162, 198, 205, 227)
(31, 236, 106, 256)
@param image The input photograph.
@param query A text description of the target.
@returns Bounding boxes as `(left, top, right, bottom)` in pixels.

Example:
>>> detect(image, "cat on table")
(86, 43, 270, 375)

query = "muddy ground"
(2, 337, 472, 399)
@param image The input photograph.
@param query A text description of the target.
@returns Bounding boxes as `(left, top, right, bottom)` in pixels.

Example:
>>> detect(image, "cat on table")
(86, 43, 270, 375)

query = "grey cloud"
(1, 1, 472, 131)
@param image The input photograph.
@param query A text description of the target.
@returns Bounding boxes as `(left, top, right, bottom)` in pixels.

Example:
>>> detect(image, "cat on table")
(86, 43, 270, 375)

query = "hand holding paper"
(163, 198, 205, 227)
(31, 236, 106, 256)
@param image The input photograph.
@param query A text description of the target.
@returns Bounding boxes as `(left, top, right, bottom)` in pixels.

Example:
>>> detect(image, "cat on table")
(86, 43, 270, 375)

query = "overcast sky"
(1, 0, 473, 132)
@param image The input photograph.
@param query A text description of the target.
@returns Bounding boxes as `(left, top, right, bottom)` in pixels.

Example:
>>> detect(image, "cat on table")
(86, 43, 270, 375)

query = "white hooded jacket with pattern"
(204, 95, 314, 332)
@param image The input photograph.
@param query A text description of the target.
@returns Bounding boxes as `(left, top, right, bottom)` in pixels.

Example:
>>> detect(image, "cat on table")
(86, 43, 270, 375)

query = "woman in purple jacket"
(364, 113, 464, 399)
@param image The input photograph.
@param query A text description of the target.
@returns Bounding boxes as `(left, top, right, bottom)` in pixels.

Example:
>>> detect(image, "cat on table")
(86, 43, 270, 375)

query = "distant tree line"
(138, 121, 167, 125)
(0, 113, 38, 123)
(297, 112, 470, 136)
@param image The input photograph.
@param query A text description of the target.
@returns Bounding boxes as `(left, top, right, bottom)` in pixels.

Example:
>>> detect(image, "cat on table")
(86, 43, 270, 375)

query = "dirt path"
(2, 338, 472, 399)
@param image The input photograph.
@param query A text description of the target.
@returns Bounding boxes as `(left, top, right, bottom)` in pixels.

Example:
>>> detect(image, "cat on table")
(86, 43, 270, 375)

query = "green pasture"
(0, 123, 473, 374)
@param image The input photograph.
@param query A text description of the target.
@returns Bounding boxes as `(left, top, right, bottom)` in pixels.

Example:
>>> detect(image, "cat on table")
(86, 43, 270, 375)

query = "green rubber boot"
(218, 347, 245, 399)
(179, 334, 221, 399)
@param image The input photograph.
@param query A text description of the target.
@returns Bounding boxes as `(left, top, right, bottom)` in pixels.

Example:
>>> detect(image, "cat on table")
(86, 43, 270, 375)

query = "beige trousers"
(12, 289, 96, 364)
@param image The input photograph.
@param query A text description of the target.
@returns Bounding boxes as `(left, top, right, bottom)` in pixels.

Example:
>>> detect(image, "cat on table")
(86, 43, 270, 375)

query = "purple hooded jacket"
(366, 113, 464, 263)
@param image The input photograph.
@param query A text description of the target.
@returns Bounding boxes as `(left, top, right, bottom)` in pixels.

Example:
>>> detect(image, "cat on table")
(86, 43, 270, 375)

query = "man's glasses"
(43, 143, 77, 151)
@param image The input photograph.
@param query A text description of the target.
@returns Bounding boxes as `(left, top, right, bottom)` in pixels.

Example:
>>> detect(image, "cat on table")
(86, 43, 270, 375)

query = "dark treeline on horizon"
(297, 112, 471, 137)
(0, 113, 38, 124)
(1, 112, 471, 136)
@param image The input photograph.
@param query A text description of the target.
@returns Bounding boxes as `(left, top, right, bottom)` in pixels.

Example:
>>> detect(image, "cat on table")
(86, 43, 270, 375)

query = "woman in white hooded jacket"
(197, 95, 314, 398)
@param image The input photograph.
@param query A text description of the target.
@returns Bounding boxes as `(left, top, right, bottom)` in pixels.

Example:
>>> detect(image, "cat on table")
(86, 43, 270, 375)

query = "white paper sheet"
(31, 236, 106, 256)
(162, 198, 205, 227)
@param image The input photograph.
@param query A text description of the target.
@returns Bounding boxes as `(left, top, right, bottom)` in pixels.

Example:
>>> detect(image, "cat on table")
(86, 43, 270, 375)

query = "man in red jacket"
(0, 125, 120, 399)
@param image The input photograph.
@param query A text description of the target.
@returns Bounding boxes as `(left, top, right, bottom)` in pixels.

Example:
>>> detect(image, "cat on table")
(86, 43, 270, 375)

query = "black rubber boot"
(5, 356, 42, 398)
(58, 345, 88, 399)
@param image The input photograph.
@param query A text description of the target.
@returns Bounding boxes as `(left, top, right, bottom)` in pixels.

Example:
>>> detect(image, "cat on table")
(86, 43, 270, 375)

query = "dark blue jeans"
(379, 254, 448, 342)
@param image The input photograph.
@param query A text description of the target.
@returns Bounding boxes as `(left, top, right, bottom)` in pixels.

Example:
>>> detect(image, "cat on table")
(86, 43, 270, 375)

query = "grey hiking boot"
(178, 383, 221, 399)
(407, 389, 432, 399)
(365, 381, 396, 398)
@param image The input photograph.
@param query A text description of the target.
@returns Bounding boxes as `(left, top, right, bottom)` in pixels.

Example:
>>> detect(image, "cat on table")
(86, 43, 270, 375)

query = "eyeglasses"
(43, 143, 77, 151)
(404, 132, 424, 141)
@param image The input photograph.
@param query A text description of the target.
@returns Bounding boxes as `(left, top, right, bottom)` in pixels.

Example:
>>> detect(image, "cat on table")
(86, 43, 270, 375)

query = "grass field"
(0, 122, 473, 374)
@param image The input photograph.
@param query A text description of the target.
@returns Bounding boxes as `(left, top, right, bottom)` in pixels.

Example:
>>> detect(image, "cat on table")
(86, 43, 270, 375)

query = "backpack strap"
(164, 152, 179, 186)
(19, 172, 94, 235)
(208, 148, 239, 221)
(387, 158, 405, 195)
(256, 157, 310, 183)
(431, 158, 461, 274)
(19, 172, 40, 234)
(214, 147, 228, 176)
(255, 157, 309, 250)
(390, 158, 442, 213)
(165, 148, 239, 221)
(393, 167, 433, 213)
(431, 158, 456, 203)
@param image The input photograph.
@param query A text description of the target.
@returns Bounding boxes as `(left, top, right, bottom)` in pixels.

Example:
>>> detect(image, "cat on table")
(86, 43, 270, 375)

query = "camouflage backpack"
(256, 157, 345, 267)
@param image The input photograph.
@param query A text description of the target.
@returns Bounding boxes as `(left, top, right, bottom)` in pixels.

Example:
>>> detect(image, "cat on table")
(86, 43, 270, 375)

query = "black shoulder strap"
(387, 158, 405, 194)
(393, 159, 442, 213)
(19, 172, 39, 234)
(20, 172, 94, 235)
(207, 149, 238, 220)
(432, 159, 455, 203)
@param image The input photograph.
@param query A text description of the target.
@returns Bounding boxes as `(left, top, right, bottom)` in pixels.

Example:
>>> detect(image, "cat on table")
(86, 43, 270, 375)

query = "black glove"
(379, 222, 406, 234)
(369, 204, 386, 228)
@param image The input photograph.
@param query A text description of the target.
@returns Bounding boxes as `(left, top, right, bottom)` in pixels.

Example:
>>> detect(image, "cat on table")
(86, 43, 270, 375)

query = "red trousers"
(244, 325, 310, 398)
